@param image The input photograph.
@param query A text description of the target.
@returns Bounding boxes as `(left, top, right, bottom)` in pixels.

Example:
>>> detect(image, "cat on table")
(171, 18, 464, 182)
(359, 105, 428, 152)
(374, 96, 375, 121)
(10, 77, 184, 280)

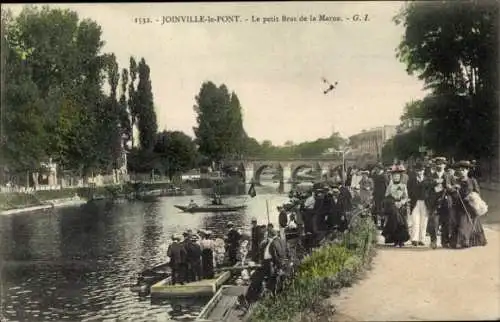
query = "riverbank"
(248, 212, 378, 322)
(0, 196, 87, 216)
(0, 180, 199, 214)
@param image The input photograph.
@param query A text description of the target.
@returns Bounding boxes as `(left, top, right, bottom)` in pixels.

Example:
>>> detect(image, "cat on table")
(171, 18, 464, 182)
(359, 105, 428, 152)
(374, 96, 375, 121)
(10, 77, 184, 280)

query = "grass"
(249, 211, 378, 322)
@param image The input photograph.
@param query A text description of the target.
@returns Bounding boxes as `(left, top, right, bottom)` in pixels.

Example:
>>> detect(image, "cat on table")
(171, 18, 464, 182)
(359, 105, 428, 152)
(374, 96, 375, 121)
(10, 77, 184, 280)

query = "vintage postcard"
(1, 2, 499, 321)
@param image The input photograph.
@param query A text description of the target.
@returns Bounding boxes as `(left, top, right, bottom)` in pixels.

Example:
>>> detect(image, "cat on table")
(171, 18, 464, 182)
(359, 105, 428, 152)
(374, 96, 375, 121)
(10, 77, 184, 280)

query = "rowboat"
(196, 285, 250, 322)
(174, 204, 247, 213)
(130, 262, 171, 295)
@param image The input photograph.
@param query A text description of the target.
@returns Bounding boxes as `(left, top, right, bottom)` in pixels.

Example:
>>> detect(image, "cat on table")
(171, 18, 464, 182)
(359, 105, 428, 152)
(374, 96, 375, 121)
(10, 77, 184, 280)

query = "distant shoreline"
(0, 197, 87, 216)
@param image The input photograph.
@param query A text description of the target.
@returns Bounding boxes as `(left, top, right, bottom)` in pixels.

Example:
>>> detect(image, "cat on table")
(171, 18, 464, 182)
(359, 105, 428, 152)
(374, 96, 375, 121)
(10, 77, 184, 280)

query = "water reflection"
(0, 188, 288, 321)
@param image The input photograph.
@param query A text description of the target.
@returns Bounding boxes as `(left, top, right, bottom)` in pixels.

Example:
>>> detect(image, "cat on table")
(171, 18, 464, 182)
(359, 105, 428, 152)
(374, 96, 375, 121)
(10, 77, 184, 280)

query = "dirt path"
(328, 223, 500, 321)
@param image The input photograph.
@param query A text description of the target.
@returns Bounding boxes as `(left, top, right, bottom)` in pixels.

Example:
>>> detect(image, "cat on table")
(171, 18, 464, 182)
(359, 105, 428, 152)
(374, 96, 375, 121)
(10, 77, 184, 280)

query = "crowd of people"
(343, 157, 488, 249)
(168, 156, 489, 305)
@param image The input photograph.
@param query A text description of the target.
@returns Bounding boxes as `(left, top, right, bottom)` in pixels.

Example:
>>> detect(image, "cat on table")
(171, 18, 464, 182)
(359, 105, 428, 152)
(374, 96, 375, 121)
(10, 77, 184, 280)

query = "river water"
(0, 185, 289, 321)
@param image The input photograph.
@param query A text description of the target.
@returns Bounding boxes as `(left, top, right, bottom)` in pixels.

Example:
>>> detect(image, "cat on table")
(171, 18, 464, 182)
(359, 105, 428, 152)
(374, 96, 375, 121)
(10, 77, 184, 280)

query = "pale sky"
(6, 2, 428, 146)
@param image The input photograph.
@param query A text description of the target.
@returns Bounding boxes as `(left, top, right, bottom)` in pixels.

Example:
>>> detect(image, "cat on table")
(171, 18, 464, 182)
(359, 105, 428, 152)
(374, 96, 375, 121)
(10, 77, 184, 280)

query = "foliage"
(243, 134, 348, 160)
(249, 216, 377, 322)
(394, 1, 499, 160)
(1, 5, 119, 176)
(136, 58, 158, 151)
(193, 81, 246, 164)
(154, 130, 198, 179)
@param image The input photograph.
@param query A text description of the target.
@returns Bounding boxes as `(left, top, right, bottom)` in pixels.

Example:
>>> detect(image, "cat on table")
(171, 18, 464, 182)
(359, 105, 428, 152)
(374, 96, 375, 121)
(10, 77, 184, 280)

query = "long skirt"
(382, 202, 410, 245)
(454, 202, 487, 247)
(201, 248, 215, 279)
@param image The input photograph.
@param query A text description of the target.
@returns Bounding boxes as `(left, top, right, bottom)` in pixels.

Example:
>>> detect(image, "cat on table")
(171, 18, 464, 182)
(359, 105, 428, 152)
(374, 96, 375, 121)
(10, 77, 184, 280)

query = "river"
(0, 185, 289, 321)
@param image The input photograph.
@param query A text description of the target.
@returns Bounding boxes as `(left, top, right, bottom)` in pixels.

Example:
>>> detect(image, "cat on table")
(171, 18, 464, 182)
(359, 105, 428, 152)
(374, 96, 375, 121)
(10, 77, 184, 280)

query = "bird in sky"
(322, 77, 338, 95)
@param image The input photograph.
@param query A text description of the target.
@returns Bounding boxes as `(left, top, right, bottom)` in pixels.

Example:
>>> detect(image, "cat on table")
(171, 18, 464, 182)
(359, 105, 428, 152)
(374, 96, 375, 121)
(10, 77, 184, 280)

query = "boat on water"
(174, 204, 247, 213)
(196, 285, 251, 322)
(130, 262, 172, 295)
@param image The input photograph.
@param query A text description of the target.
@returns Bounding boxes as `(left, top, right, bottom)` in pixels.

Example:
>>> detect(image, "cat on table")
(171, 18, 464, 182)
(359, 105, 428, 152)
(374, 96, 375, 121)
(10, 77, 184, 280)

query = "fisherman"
(167, 234, 187, 285)
(225, 222, 242, 265)
(200, 230, 215, 279)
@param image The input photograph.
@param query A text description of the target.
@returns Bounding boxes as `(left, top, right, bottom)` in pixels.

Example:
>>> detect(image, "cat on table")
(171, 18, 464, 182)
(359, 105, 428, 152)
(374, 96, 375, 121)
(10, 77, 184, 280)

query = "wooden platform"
(150, 271, 231, 298)
(196, 285, 249, 322)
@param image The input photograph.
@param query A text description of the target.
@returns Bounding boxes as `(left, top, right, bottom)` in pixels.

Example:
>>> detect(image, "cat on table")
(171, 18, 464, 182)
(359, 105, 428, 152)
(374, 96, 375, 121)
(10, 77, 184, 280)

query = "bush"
(249, 215, 377, 322)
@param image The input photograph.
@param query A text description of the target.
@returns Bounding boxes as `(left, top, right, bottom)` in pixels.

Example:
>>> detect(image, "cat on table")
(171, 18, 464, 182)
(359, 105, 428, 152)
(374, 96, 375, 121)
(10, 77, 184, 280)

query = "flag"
(248, 182, 256, 198)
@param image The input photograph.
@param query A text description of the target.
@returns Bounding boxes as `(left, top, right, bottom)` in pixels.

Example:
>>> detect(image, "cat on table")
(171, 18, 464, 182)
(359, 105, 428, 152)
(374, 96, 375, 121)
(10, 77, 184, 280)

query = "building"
(349, 125, 398, 164)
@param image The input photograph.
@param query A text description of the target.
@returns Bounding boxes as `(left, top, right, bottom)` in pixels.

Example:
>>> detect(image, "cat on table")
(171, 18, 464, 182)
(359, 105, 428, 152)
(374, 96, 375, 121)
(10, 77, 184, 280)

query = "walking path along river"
(328, 188, 500, 321)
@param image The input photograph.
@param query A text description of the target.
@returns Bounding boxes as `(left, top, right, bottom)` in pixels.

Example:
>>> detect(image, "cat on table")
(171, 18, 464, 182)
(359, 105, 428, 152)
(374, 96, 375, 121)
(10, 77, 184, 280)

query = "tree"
(154, 131, 198, 179)
(2, 5, 112, 177)
(118, 68, 132, 146)
(394, 1, 499, 159)
(193, 81, 234, 165)
(136, 58, 158, 151)
(128, 56, 138, 148)
(226, 92, 246, 158)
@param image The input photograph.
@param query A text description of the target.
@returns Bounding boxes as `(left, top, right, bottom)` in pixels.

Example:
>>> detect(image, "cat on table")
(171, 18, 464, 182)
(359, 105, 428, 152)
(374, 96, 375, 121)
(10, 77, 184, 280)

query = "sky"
(5, 2, 428, 146)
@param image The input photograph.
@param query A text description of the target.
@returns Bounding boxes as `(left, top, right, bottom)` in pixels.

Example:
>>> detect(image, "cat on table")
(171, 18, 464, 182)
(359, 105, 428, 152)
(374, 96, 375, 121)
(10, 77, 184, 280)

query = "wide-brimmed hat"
(227, 221, 234, 228)
(360, 170, 370, 175)
(172, 234, 182, 241)
(191, 234, 199, 241)
(391, 164, 406, 173)
(433, 157, 447, 165)
(454, 160, 473, 169)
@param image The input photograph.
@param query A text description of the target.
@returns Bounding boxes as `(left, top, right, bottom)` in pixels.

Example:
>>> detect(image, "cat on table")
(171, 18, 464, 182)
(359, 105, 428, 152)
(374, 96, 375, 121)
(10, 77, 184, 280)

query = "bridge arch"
(290, 164, 315, 182)
(254, 164, 283, 184)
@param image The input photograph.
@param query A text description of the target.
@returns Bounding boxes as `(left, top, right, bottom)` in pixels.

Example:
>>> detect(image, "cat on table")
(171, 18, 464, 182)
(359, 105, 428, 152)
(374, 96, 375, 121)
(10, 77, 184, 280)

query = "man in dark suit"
(182, 231, 202, 282)
(326, 186, 348, 232)
(250, 217, 264, 263)
(167, 234, 187, 285)
(372, 163, 388, 228)
(261, 229, 288, 295)
(226, 222, 242, 265)
(427, 157, 456, 248)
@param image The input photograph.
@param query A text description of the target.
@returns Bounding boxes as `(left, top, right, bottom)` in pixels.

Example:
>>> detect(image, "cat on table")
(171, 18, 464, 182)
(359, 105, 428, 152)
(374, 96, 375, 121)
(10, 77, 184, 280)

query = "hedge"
(249, 212, 378, 322)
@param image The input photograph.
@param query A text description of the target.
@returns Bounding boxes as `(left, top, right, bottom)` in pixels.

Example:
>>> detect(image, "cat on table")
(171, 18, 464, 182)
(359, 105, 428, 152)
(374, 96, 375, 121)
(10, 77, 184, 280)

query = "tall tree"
(193, 81, 245, 165)
(118, 68, 131, 146)
(226, 92, 246, 159)
(136, 58, 157, 151)
(394, 1, 499, 159)
(102, 53, 121, 170)
(128, 56, 138, 148)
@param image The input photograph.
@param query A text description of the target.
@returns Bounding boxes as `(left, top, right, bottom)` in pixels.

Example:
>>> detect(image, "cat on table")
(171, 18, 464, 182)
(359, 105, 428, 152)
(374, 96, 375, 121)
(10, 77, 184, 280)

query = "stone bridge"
(226, 158, 354, 184)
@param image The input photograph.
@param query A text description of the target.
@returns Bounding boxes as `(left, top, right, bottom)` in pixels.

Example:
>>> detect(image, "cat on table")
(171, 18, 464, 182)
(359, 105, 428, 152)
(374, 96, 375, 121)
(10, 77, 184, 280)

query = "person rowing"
(187, 199, 198, 209)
